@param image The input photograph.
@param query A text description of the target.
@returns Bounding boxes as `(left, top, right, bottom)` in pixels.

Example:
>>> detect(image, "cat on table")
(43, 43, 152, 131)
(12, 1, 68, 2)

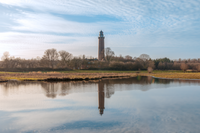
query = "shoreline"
(1, 70, 200, 82)
(0, 74, 137, 83)
(151, 76, 200, 81)
(1, 76, 200, 83)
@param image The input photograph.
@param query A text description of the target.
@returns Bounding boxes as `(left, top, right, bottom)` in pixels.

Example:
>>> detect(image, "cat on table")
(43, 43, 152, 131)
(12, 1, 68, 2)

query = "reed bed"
(0, 70, 200, 82)
(0, 72, 137, 81)
(142, 72, 200, 79)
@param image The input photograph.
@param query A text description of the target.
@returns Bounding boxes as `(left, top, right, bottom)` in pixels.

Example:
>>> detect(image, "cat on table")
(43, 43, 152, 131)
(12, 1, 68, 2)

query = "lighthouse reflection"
(1, 77, 200, 133)
(98, 82, 105, 115)
(40, 81, 109, 115)
(3, 76, 200, 116)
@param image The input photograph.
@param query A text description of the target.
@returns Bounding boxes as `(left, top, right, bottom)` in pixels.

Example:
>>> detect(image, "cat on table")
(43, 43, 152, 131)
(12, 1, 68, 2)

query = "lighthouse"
(98, 30, 105, 60)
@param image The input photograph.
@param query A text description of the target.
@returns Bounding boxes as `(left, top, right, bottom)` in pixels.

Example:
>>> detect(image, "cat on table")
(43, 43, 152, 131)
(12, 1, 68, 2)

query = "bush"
(109, 62, 126, 70)
(147, 67, 153, 73)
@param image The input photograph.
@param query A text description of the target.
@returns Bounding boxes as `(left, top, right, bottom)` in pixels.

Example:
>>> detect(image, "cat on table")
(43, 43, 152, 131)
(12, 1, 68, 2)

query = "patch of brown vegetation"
(0, 72, 137, 82)
(142, 72, 200, 79)
(1, 71, 200, 82)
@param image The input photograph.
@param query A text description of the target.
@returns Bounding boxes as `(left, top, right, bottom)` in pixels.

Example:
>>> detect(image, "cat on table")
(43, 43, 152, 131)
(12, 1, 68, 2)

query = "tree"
(41, 48, 59, 68)
(180, 63, 188, 72)
(69, 57, 82, 70)
(105, 47, 115, 63)
(1, 52, 10, 61)
(154, 57, 172, 69)
(158, 62, 164, 70)
(135, 58, 144, 70)
(139, 54, 150, 61)
(1, 52, 10, 68)
(148, 61, 155, 69)
(125, 55, 132, 60)
(196, 64, 200, 72)
(59, 50, 72, 67)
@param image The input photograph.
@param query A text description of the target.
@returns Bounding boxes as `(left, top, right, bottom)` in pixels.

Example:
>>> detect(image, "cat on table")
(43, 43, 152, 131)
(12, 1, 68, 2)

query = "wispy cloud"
(0, 0, 200, 58)
(11, 13, 129, 35)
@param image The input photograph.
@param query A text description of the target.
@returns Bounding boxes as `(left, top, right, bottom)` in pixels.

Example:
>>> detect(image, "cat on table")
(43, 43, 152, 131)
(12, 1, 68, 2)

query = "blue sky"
(0, 0, 200, 59)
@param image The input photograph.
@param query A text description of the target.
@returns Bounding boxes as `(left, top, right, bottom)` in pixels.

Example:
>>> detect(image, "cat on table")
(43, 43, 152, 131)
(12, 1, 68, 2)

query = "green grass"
(150, 70, 183, 73)
(0, 70, 190, 74)
(59, 70, 185, 74)
(61, 70, 138, 73)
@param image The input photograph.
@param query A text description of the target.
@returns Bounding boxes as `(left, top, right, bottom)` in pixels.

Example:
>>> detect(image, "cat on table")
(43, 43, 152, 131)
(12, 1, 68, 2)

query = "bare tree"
(148, 61, 155, 68)
(59, 50, 72, 67)
(158, 62, 164, 70)
(41, 48, 59, 68)
(1, 53, 19, 69)
(1, 52, 10, 61)
(125, 55, 132, 60)
(197, 64, 200, 72)
(70, 57, 82, 70)
(180, 63, 188, 72)
(105, 47, 115, 63)
(139, 54, 150, 61)
(1, 52, 10, 68)
(135, 58, 144, 70)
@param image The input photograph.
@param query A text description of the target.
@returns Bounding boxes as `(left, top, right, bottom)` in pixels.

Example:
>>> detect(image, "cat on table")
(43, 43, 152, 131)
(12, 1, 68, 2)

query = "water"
(0, 76, 200, 133)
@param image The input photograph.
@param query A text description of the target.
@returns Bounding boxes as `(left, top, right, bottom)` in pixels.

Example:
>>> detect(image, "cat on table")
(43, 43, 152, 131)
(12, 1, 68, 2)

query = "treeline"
(0, 48, 200, 72)
(154, 58, 200, 71)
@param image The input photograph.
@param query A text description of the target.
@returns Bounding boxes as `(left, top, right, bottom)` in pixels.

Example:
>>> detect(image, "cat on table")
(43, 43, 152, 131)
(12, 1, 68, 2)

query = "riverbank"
(0, 70, 200, 82)
(142, 71, 200, 80)
(0, 71, 137, 82)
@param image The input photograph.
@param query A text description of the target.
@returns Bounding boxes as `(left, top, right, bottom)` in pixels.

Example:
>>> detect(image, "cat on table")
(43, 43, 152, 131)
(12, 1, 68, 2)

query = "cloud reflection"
(0, 77, 200, 132)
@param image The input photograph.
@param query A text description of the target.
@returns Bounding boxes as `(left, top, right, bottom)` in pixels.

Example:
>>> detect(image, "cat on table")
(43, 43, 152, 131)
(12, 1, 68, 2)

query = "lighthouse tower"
(98, 30, 105, 60)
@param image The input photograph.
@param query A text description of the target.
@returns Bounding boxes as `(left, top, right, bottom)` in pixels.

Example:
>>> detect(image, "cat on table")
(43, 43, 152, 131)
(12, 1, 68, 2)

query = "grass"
(60, 70, 137, 73)
(0, 70, 200, 82)
(144, 72, 200, 79)
(0, 70, 138, 82)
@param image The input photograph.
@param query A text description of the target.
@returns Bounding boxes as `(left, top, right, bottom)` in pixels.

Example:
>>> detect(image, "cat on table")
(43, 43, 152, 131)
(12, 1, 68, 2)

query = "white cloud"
(0, 32, 98, 58)
(11, 13, 130, 35)
(1, 0, 200, 19)
(0, 0, 200, 58)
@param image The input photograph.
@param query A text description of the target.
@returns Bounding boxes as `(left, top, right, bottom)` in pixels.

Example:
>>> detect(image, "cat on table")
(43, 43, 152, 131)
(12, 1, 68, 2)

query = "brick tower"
(98, 30, 105, 60)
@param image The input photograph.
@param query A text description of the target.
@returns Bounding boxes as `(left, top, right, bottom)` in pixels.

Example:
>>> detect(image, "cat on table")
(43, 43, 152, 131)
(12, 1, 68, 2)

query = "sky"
(0, 0, 200, 60)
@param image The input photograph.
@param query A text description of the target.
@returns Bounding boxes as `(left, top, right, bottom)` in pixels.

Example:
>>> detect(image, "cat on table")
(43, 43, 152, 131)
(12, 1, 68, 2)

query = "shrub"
(147, 67, 153, 73)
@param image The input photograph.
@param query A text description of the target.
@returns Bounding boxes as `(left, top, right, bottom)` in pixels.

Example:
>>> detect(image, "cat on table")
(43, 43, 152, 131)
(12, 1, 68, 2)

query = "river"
(0, 76, 200, 133)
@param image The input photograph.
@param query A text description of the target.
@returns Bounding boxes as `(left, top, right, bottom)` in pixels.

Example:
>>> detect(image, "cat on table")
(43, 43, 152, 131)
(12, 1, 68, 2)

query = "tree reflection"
(41, 82, 71, 98)
(1, 77, 200, 115)
(41, 83, 59, 98)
